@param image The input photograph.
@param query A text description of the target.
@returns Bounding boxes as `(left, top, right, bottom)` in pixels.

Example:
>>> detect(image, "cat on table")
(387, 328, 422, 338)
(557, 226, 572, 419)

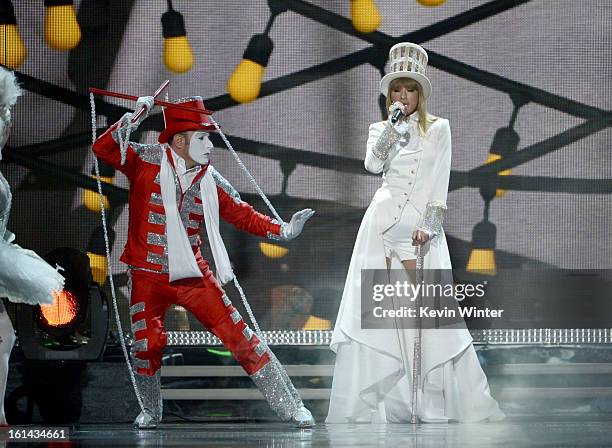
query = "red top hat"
(158, 96, 217, 144)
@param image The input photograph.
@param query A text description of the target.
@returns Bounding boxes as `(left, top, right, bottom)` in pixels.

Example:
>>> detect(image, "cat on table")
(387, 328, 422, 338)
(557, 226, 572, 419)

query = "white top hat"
(380, 42, 432, 99)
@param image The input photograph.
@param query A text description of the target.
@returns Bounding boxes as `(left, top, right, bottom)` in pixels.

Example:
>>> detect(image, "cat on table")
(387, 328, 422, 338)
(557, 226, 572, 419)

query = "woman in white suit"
(326, 43, 503, 424)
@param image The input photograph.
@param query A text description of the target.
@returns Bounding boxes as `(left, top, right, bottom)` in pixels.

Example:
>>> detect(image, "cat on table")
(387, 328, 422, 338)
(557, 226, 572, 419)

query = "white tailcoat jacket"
(327, 116, 502, 423)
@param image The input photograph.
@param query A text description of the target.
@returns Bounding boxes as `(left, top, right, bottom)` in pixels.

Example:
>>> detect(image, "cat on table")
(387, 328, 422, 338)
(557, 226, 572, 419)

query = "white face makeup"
(188, 131, 213, 165)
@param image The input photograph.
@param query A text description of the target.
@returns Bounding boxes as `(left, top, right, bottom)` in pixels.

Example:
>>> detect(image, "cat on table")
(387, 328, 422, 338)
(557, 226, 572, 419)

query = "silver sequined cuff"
(111, 125, 130, 145)
(111, 110, 147, 145)
(371, 122, 402, 161)
(266, 220, 288, 241)
(418, 201, 447, 239)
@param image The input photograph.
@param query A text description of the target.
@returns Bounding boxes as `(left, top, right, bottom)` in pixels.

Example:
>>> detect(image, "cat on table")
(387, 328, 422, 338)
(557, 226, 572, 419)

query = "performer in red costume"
(92, 95, 315, 428)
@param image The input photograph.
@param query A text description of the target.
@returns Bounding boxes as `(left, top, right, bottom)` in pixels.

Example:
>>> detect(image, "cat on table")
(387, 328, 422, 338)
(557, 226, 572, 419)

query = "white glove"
(120, 96, 155, 129)
(135, 96, 155, 114)
(280, 209, 315, 240)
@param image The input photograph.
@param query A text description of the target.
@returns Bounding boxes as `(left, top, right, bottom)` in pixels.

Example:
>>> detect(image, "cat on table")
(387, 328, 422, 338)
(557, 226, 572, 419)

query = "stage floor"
(6, 416, 610, 447)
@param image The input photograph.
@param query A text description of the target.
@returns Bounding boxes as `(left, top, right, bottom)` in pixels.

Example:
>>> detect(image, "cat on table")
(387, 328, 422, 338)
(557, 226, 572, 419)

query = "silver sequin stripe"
(371, 122, 402, 161)
(243, 327, 254, 341)
(150, 192, 163, 206)
(132, 319, 147, 333)
(148, 211, 165, 225)
(147, 232, 198, 248)
(181, 197, 204, 215)
(146, 253, 169, 271)
(229, 308, 265, 355)
(131, 142, 162, 165)
(132, 358, 150, 370)
(149, 209, 200, 231)
(131, 338, 148, 354)
(209, 166, 242, 203)
(130, 302, 145, 317)
(266, 219, 286, 241)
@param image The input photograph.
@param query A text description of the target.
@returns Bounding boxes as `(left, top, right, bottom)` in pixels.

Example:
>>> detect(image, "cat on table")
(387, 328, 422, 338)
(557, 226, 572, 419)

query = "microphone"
(390, 107, 404, 125)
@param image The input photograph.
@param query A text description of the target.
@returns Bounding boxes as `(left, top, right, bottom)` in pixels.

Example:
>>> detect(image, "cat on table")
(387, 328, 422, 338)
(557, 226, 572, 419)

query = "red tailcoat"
(92, 123, 281, 275)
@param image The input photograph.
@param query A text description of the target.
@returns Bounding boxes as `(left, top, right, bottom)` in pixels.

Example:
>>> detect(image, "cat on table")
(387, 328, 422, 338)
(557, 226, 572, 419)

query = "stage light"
(15, 248, 109, 360)
(39, 289, 79, 330)
(416, 0, 447, 6)
(486, 126, 519, 197)
(86, 225, 115, 285)
(227, 34, 273, 103)
(350, 0, 381, 34)
(83, 162, 114, 212)
(0, 0, 26, 69)
(44, 0, 81, 51)
(161, 1, 194, 73)
(227, 1, 286, 103)
(259, 241, 288, 259)
(466, 219, 497, 275)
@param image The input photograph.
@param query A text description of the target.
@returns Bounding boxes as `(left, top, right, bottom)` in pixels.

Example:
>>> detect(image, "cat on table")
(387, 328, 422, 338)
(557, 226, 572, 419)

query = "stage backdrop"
(3, 0, 611, 334)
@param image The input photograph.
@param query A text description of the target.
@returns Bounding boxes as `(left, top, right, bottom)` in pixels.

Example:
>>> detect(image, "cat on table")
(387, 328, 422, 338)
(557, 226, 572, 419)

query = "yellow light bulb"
(163, 36, 194, 74)
(259, 241, 288, 259)
(87, 252, 108, 285)
(485, 153, 512, 197)
(416, 0, 447, 6)
(83, 175, 112, 212)
(351, 0, 382, 34)
(466, 248, 496, 275)
(227, 59, 265, 104)
(0, 24, 27, 69)
(302, 315, 332, 330)
(44, 5, 82, 51)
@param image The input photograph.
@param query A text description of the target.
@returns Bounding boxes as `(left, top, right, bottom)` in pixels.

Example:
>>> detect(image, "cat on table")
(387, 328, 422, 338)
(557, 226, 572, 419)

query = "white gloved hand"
(116, 96, 155, 133)
(135, 96, 155, 114)
(388, 101, 411, 135)
(129, 95, 155, 126)
(280, 209, 315, 240)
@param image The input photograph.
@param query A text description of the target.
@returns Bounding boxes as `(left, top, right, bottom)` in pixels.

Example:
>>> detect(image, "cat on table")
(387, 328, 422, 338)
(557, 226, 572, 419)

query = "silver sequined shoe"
(291, 405, 315, 428)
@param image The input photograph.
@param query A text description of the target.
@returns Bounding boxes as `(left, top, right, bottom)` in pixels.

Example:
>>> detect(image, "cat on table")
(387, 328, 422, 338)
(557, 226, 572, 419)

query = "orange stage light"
(40, 290, 79, 328)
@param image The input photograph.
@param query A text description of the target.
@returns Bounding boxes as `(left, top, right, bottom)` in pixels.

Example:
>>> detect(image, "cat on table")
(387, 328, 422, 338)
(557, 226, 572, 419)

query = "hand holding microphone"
(388, 101, 410, 135)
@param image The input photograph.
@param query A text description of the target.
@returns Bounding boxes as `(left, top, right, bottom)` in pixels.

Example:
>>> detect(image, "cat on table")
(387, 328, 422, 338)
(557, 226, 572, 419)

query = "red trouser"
(128, 268, 270, 376)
